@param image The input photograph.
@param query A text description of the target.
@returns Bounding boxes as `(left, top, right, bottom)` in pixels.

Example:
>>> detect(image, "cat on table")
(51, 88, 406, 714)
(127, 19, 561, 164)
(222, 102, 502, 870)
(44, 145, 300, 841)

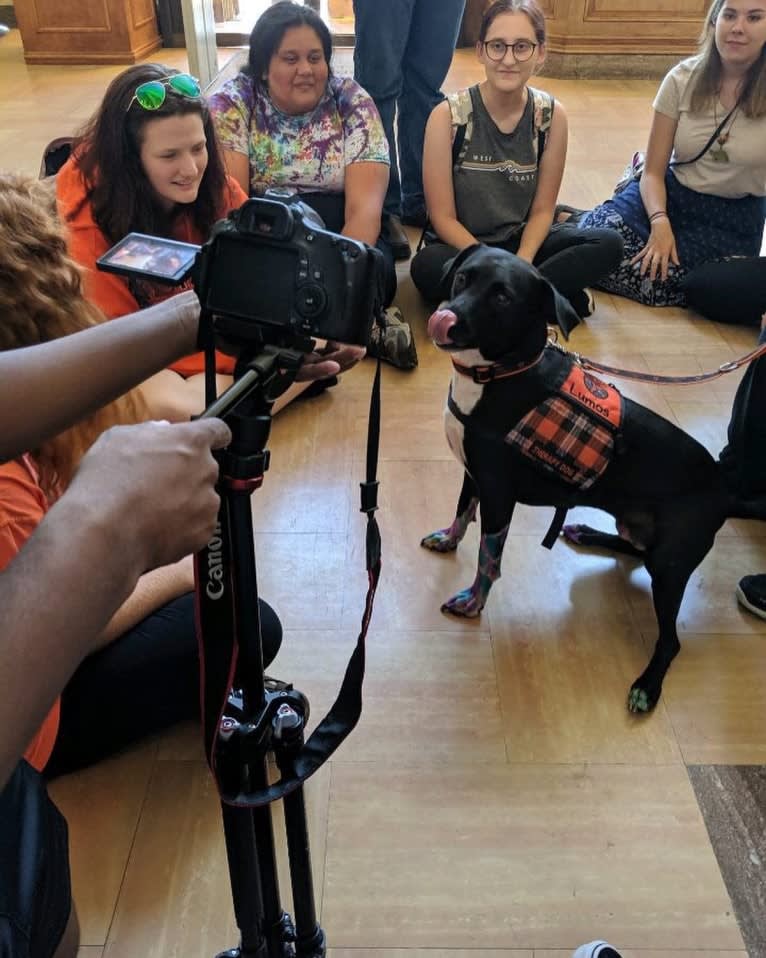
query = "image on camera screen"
(96, 232, 199, 285)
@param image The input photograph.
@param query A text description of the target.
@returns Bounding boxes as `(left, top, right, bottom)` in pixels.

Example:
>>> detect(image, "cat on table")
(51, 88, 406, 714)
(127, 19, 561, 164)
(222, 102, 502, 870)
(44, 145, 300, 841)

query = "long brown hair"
(690, 0, 766, 117)
(0, 175, 143, 499)
(70, 63, 229, 244)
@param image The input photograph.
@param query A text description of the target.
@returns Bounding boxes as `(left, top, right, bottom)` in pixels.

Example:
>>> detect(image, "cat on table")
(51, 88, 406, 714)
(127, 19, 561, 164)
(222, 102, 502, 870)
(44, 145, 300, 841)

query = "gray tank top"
(450, 84, 553, 244)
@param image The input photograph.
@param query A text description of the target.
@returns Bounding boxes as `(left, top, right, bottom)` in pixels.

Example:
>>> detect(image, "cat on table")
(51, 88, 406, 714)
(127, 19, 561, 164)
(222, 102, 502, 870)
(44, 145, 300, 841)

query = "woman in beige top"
(565, 0, 766, 325)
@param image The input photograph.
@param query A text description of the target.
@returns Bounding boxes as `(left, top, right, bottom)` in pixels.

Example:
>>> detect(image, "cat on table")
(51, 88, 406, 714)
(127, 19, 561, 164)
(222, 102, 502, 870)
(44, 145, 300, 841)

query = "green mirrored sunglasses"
(128, 73, 201, 111)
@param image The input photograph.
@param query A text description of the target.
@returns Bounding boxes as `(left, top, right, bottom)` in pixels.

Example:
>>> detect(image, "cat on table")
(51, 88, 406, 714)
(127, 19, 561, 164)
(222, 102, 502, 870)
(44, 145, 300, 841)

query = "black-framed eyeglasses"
(483, 39, 537, 62)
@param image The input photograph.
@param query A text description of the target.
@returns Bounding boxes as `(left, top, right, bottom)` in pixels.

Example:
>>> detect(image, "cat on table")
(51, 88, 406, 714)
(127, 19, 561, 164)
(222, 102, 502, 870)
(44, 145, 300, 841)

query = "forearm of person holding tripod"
(0, 289, 363, 464)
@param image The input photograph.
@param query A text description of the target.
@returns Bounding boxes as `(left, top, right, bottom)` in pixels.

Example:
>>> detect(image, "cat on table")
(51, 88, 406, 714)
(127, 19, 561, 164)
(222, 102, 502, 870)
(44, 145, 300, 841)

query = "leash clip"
(718, 360, 738, 373)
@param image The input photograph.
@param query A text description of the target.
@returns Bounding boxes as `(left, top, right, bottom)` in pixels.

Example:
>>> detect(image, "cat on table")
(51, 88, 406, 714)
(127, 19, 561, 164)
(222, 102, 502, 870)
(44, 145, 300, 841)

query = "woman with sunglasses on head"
(409, 0, 623, 318)
(56, 63, 317, 418)
(208, 0, 418, 370)
(559, 0, 766, 325)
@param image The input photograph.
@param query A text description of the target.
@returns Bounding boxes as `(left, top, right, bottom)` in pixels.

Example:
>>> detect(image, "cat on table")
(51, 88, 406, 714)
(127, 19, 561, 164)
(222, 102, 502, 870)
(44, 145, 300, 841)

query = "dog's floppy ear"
(439, 242, 484, 299)
(534, 272, 580, 340)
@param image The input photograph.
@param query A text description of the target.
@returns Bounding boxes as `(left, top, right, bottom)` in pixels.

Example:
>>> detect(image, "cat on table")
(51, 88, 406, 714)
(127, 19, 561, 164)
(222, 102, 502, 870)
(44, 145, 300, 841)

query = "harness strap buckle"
(472, 366, 495, 384)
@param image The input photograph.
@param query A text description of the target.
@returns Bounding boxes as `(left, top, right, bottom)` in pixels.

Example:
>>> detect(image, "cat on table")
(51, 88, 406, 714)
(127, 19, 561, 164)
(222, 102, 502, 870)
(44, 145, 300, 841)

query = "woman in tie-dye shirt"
(208, 1, 418, 369)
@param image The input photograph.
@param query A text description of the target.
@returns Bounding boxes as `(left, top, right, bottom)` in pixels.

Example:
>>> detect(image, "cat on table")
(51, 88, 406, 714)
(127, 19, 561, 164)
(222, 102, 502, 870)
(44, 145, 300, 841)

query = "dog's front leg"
(421, 471, 479, 553)
(441, 522, 511, 617)
(442, 486, 515, 617)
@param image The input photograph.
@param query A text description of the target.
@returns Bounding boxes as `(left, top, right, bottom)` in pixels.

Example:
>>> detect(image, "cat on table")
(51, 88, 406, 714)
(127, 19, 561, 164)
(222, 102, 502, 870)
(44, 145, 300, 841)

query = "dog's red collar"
(451, 352, 544, 384)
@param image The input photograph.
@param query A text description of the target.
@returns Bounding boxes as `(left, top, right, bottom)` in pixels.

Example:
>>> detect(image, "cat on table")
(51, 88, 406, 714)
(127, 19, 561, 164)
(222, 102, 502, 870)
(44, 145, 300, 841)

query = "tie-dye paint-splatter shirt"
(209, 73, 389, 196)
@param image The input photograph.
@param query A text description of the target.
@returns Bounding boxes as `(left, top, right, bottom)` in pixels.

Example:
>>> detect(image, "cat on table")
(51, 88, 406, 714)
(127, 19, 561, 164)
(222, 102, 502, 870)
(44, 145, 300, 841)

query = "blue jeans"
(352, 0, 466, 218)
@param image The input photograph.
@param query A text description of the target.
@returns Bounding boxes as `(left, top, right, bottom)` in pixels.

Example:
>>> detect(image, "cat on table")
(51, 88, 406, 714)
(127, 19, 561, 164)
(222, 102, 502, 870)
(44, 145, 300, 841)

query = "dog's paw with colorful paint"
(421, 527, 461, 552)
(441, 587, 484, 617)
(628, 683, 656, 713)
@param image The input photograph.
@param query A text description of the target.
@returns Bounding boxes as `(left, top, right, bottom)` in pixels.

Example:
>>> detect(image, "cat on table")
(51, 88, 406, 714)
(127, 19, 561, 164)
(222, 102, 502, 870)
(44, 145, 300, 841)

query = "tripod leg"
(219, 802, 268, 958)
(250, 772, 294, 956)
(277, 752, 326, 957)
(218, 757, 294, 958)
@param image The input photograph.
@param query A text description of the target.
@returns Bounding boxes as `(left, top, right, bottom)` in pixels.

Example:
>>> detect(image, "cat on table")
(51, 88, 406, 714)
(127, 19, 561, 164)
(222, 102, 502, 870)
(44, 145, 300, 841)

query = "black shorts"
(0, 761, 72, 958)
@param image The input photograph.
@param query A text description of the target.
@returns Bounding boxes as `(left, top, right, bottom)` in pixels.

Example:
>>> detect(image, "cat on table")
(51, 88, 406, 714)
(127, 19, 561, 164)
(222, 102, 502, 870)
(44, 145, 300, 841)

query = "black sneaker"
(381, 213, 411, 261)
(401, 208, 428, 229)
(296, 374, 338, 401)
(736, 574, 766, 620)
(727, 493, 766, 520)
(572, 943, 623, 958)
(368, 306, 418, 370)
(555, 203, 587, 225)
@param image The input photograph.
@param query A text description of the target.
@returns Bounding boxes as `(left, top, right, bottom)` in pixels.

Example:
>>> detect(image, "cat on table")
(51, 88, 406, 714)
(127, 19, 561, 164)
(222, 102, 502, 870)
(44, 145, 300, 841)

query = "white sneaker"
(572, 942, 623, 958)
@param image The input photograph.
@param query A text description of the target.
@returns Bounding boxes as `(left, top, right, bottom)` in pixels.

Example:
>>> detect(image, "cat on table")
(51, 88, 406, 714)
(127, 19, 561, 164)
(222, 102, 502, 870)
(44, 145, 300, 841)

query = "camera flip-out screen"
(96, 233, 199, 285)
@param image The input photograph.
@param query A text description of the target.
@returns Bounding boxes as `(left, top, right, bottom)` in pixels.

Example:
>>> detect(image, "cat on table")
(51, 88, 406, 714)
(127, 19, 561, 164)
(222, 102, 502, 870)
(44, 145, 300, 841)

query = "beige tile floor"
(1, 26, 764, 958)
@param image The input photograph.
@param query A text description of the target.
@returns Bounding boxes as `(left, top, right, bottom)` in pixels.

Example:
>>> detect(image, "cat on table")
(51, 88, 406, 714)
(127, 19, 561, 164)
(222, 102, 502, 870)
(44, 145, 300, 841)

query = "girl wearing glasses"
(56, 63, 318, 418)
(410, 0, 623, 317)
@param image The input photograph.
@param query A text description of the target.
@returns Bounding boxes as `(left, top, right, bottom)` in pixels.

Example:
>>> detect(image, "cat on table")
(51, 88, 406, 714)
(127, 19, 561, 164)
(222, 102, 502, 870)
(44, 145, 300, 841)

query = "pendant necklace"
(710, 99, 738, 163)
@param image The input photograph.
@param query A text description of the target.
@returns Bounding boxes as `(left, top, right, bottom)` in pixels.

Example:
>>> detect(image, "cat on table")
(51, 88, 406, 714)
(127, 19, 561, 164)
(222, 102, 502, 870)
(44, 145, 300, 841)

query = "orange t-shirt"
(0, 456, 60, 771)
(56, 157, 249, 378)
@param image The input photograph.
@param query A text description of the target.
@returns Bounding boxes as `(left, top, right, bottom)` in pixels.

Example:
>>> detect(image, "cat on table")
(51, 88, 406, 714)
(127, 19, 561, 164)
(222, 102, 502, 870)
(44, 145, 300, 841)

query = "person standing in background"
(352, 0, 467, 260)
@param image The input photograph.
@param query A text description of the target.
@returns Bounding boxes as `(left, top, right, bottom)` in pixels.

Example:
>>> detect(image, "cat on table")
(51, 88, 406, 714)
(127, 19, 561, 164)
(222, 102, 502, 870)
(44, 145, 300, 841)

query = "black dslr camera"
(96, 196, 381, 348)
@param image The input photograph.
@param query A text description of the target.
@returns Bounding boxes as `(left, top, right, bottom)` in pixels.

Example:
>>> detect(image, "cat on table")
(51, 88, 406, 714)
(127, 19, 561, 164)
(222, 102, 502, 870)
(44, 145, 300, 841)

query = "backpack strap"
(529, 86, 554, 161)
(445, 88, 473, 167)
(416, 89, 473, 253)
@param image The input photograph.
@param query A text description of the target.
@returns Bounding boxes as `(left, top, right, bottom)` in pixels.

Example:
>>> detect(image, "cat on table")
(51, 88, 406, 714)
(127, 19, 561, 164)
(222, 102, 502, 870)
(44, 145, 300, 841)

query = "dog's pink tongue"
(427, 308, 458, 345)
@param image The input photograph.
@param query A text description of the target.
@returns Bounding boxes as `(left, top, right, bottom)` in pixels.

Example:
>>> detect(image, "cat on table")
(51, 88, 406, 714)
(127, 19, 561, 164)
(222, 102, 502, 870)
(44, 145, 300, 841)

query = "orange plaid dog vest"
(505, 366, 623, 490)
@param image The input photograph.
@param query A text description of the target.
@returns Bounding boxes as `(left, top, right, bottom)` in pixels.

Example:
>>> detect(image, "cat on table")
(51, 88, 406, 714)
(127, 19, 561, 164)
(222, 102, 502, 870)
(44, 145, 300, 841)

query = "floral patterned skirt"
(578, 171, 765, 308)
(578, 205, 687, 307)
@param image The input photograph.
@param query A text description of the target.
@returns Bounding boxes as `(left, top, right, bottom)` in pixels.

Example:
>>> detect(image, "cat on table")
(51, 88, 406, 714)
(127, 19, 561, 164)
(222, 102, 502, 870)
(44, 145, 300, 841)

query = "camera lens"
(295, 283, 327, 318)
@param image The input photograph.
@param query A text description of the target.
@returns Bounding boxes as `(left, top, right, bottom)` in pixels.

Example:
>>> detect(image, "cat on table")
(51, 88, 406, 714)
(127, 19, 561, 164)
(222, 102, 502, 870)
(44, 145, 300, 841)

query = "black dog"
(421, 244, 728, 713)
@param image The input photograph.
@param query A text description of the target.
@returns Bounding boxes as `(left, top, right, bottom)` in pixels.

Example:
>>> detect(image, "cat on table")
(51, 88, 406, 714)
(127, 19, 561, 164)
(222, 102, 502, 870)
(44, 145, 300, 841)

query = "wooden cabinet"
(16, 0, 162, 65)
(459, 0, 709, 76)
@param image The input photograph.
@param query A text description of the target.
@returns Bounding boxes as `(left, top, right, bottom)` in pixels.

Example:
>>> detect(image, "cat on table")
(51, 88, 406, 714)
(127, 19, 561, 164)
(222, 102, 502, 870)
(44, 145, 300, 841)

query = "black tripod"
(195, 343, 326, 958)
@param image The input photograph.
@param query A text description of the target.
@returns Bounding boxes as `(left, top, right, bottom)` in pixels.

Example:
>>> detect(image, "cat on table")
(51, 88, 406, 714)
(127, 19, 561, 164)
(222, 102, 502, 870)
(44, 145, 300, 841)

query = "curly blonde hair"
(0, 174, 143, 499)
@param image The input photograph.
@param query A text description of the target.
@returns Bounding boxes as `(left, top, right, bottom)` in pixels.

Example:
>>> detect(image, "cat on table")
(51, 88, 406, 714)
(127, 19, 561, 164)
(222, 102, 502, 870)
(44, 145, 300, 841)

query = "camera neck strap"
(195, 354, 383, 807)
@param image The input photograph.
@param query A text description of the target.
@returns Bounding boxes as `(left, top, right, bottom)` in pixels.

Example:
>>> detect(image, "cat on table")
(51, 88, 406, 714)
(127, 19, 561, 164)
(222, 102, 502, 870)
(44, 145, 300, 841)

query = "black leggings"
(719, 323, 766, 512)
(682, 256, 766, 328)
(409, 222, 624, 312)
(44, 593, 282, 778)
(296, 191, 397, 308)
